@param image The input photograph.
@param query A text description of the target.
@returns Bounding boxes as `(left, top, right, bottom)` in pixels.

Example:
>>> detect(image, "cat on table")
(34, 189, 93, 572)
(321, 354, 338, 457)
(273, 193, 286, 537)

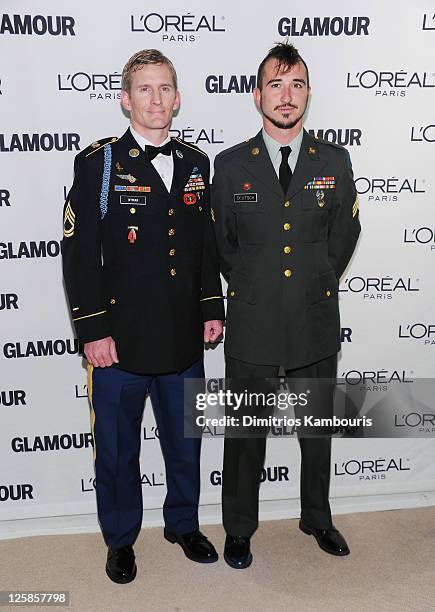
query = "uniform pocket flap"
(109, 204, 157, 216)
(227, 272, 256, 305)
(233, 201, 263, 213)
(306, 270, 338, 305)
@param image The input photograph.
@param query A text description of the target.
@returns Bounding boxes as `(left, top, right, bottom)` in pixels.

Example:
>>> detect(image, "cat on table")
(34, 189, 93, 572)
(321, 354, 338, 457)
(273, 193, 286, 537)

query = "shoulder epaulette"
(173, 137, 208, 158)
(312, 135, 347, 152)
(216, 138, 252, 159)
(80, 137, 118, 158)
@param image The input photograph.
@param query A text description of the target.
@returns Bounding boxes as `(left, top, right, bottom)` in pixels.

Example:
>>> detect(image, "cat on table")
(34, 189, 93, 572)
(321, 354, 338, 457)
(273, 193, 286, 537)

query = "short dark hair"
(256, 42, 310, 90)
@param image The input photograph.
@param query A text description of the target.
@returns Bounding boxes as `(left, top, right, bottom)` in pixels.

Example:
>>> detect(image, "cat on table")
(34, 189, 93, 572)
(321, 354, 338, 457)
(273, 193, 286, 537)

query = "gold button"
(110, 298, 116, 305)
(168, 228, 175, 236)
(168, 208, 175, 216)
(283, 246, 292, 254)
(318, 202, 325, 208)
(284, 200, 290, 208)
(169, 248, 176, 256)
(170, 268, 177, 277)
(283, 223, 291, 231)
(230, 290, 235, 297)
(284, 269, 292, 278)
(130, 207, 136, 214)
(326, 290, 331, 297)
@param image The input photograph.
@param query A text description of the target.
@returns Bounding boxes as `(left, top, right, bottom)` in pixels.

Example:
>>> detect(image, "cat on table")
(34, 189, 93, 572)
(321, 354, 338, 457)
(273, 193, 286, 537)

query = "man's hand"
(84, 336, 119, 367)
(204, 320, 223, 344)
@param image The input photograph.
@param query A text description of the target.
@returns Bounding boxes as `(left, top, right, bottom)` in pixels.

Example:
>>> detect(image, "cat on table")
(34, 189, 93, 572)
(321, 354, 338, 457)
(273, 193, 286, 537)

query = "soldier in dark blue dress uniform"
(62, 49, 224, 583)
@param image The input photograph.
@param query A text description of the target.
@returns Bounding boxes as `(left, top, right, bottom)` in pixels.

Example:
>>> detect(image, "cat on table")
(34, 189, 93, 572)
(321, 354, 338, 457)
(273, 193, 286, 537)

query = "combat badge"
(316, 190, 325, 208)
(116, 173, 137, 183)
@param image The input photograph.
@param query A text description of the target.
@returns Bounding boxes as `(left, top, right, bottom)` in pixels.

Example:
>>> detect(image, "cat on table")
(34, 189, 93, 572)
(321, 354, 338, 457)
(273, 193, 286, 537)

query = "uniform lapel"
(170, 140, 195, 195)
(287, 130, 328, 199)
(242, 131, 283, 198)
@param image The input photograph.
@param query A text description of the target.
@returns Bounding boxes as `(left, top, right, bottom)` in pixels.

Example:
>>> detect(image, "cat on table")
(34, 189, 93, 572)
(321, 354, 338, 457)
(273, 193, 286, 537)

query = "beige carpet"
(2, 508, 435, 612)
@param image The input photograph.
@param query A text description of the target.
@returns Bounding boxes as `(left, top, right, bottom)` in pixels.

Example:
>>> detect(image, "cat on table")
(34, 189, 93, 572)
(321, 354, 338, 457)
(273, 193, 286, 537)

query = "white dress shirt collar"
(129, 126, 171, 151)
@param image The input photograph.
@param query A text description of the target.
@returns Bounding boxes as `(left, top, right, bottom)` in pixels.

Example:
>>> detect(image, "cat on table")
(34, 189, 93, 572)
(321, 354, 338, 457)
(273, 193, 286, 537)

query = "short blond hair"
(121, 49, 178, 93)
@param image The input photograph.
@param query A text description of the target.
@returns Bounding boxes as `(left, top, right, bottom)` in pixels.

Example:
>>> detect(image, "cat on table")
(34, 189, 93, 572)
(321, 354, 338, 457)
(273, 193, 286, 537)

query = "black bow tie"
(146, 141, 172, 161)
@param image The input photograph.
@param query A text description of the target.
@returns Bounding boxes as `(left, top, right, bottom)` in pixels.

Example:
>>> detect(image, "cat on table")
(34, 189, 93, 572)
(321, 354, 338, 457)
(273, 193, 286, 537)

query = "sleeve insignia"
(352, 194, 359, 218)
(63, 201, 75, 238)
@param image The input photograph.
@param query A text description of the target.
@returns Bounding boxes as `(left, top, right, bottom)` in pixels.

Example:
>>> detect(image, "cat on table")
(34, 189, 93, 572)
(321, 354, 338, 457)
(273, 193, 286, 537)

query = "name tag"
(120, 195, 147, 205)
(233, 193, 258, 203)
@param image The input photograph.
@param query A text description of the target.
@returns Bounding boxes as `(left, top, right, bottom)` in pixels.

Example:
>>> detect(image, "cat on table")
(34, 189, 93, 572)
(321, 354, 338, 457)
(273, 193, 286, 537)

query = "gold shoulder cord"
(85, 137, 118, 158)
(174, 138, 208, 158)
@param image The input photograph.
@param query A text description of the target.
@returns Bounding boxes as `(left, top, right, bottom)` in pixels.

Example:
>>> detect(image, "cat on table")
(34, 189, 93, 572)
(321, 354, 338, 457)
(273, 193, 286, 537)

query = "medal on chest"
(127, 226, 138, 244)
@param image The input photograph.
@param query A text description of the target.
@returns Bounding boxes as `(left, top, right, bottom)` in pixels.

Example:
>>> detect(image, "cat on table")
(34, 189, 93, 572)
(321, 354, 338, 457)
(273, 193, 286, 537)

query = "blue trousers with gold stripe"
(88, 359, 204, 550)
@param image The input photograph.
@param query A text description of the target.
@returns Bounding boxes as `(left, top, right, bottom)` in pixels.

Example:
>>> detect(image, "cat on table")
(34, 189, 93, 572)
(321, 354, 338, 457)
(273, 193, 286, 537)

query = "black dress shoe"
(299, 520, 350, 556)
(164, 529, 218, 563)
(106, 545, 137, 584)
(224, 535, 253, 569)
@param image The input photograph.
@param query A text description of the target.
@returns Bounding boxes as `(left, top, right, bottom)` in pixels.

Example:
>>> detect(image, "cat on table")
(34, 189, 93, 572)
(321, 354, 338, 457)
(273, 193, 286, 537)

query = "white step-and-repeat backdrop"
(1, 1, 435, 527)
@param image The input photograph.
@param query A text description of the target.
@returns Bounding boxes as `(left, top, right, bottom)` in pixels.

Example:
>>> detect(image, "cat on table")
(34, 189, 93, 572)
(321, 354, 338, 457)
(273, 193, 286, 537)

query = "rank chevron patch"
(63, 201, 75, 238)
(352, 195, 359, 218)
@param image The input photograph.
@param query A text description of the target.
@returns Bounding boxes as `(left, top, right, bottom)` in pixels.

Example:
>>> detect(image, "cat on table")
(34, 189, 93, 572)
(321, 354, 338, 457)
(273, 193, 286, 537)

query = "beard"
(260, 100, 306, 130)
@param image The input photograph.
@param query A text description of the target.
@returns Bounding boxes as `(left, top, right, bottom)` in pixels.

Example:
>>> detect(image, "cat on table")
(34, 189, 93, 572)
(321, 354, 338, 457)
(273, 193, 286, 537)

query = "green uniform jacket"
(212, 129, 360, 369)
(62, 129, 224, 374)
